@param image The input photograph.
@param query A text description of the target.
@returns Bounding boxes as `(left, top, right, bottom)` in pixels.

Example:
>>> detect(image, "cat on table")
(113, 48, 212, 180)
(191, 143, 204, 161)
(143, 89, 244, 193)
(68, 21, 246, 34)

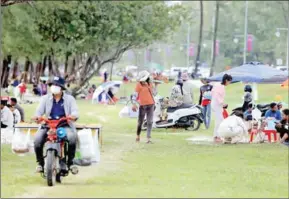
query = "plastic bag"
(119, 106, 130, 118)
(119, 106, 138, 118)
(77, 129, 94, 159)
(91, 129, 100, 163)
(11, 128, 30, 155)
(1, 128, 14, 144)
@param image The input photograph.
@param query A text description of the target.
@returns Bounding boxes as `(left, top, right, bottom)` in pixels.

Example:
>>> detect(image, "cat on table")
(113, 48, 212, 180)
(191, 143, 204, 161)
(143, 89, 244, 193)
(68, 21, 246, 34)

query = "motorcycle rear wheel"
(186, 118, 201, 131)
(46, 150, 57, 186)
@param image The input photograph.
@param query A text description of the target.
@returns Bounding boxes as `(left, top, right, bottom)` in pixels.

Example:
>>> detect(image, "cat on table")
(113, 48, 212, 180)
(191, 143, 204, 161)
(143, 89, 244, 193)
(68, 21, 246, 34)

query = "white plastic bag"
(119, 106, 130, 118)
(1, 128, 14, 144)
(11, 128, 30, 155)
(91, 129, 100, 163)
(119, 106, 138, 118)
(77, 129, 94, 159)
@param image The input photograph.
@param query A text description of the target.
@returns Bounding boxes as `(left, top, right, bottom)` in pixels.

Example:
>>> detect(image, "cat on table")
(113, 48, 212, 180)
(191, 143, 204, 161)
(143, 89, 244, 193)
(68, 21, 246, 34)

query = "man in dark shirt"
(199, 78, 213, 129)
(276, 109, 289, 146)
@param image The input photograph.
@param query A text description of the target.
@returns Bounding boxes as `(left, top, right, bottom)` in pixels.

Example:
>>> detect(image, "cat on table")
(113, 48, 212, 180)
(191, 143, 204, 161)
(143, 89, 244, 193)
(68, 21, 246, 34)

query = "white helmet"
(137, 70, 150, 82)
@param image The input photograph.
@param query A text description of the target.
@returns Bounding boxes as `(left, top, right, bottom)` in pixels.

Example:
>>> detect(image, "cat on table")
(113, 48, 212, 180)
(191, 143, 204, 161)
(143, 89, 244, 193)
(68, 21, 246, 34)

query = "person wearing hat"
(168, 79, 184, 108)
(199, 78, 213, 129)
(132, 71, 155, 144)
(33, 76, 79, 173)
(181, 73, 194, 104)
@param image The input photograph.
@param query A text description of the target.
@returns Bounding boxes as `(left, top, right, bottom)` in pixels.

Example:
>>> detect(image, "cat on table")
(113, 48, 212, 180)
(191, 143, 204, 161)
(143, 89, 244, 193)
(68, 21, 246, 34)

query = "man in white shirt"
(217, 111, 249, 144)
(1, 100, 14, 129)
(7, 104, 21, 124)
(181, 73, 194, 104)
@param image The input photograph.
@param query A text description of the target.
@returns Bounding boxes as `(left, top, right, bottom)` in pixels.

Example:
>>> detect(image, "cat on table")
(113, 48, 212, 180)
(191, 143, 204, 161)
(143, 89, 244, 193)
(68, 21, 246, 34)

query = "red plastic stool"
(262, 130, 277, 143)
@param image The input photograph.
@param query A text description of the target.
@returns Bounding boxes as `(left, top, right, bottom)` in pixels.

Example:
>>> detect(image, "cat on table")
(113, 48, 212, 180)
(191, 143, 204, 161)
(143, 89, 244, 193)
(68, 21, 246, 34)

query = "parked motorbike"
(142, 96, 204, 131)
(36, 117, 79, 187)
(231, 103, 270, 117)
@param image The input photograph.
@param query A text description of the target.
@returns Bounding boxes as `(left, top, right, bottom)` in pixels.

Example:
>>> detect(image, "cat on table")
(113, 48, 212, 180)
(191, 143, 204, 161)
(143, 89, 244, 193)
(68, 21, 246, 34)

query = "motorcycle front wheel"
(46, 150, 57, 186)
(186, 118, 201, 131)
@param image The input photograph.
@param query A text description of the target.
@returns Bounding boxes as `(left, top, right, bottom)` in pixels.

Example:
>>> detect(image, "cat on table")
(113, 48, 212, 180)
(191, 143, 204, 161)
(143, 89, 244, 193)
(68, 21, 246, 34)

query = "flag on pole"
(215, 40, 219, 56)
(188, 43, 194, 57)
(247, 34, 253, 52)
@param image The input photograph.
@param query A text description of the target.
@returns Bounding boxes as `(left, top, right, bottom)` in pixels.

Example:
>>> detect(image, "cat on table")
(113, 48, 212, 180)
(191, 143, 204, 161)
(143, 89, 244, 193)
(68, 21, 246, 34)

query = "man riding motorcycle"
(33, 76, 79, 173)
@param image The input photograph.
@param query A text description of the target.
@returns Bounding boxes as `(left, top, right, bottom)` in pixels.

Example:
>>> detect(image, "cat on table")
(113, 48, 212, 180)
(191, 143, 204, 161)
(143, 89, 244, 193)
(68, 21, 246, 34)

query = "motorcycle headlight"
(56, 127, 67, 139)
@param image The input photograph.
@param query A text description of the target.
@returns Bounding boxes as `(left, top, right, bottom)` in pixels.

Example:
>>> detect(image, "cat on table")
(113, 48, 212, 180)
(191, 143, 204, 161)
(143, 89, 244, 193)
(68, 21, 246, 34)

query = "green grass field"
(1, 78, 288, 198)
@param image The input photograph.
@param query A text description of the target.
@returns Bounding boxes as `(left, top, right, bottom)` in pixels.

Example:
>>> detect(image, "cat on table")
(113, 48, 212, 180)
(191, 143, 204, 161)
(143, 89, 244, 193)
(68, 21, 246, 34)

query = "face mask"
(50, 85, 61, 94)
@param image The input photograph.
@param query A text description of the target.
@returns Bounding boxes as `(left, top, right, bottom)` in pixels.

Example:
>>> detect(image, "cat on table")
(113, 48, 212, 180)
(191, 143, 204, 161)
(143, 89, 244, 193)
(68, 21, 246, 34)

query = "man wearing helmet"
(242, 85, 253, 112)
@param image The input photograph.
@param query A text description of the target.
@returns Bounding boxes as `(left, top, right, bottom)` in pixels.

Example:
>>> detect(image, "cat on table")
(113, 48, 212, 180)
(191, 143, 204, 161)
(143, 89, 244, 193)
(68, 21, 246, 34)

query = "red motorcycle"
(36, 117, 78, 186)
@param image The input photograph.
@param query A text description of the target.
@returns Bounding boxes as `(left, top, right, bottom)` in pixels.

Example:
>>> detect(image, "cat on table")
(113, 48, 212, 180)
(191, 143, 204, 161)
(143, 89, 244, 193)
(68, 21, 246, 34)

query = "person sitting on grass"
(265, 102, 282, 121)
(275, 109, 289, 147)
(107, 87, 118, 104)
(7, 104, 21, 125)
(1, 100, 14, 129)
(32, 84, 40, 96)
(217, 111, 249, 144)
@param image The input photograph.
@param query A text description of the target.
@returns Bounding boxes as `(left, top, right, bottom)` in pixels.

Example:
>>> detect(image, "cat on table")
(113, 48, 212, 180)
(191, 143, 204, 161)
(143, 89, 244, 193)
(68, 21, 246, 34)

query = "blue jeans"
(202, 104, 211, 129)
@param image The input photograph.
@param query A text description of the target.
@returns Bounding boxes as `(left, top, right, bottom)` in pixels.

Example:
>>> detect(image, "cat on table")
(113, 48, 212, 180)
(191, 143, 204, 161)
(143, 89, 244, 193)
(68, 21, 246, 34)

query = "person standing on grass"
(199, 78, 213, 129)
(132, 70, 155, 144)
(211, 74, 232, 143)
(18, 79, 27, 102)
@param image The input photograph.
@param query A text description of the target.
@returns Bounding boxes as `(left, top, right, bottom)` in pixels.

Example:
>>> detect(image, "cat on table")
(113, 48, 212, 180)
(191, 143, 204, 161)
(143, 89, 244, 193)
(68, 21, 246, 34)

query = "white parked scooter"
(142, 95, 204, 131)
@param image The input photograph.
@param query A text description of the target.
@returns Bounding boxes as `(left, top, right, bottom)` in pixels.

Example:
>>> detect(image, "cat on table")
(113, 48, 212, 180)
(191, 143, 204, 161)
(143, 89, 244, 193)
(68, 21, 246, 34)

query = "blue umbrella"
(208, 62, 288, 84)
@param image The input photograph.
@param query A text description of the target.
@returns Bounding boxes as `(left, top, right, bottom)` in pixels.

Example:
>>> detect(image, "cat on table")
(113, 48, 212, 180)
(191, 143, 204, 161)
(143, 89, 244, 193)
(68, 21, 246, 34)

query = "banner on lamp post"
(215, 40, 219, 56)
(188, 43, 194, 57)
(247, 34, 253, 52)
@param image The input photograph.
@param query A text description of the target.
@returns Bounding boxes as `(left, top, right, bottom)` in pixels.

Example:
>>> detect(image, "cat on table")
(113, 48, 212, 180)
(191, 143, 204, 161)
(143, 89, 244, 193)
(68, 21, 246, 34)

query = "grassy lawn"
(1, 78, 288, 198)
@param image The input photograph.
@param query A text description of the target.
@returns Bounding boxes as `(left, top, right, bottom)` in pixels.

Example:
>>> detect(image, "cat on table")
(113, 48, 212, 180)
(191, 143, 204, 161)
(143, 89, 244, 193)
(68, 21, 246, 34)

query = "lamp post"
(243, 1, 248, 64)
(276, 28, 289, 67)
(187, 23, 191, 70)
(0, 6, 2, 86)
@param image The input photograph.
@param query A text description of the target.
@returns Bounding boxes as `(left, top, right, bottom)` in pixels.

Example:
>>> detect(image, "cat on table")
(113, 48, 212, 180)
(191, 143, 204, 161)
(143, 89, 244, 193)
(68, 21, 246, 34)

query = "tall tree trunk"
(22, 56, 30, 83)
(29, 62, 34, 84)
(41, 56, 47, 76)
(64, 51, 70, 75)
(210, 1, 220, 77)
(48, 55, 53, 77)
(1, 55, 12, 87)
(35, 62, 41, 83)
(12, 60, 18, 79)
(110, 61, 114, 81)
(194, 0, 204, 75)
